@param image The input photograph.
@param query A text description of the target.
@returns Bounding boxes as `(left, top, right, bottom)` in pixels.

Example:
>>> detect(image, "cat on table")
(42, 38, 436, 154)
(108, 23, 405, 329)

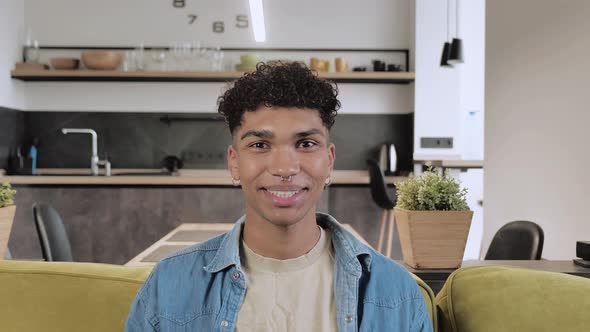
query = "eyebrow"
(239, 128, 325, 141)
(295, 129, 325, 138)
(240, 129, 274, 141)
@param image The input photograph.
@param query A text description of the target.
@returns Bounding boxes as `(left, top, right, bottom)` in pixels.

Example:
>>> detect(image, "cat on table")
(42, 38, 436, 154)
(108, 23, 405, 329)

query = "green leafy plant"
(0, 182, 16, 208)
(396, 168, 469, 211)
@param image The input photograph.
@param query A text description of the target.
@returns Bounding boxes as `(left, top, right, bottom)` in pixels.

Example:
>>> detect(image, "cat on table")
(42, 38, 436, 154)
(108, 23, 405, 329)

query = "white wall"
(458, 0, 485, 160)
(25, 0, 411, 49)
(485, 1, 590, 259)
(24, 82, 412, 114)
(19, 0, 415, 114)
(414, 0, 485, 159)
(414, 0, 485, 259)
(459, 169, 484, 260)
(414, 0, 460, 157)
(0, 0, 25, 110)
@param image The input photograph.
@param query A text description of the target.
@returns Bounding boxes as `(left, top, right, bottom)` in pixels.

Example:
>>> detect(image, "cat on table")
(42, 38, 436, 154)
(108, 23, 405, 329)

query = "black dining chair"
(485, 220, 544, 260)
(32, 203, 74, 262)
(367, 159, 397, 257)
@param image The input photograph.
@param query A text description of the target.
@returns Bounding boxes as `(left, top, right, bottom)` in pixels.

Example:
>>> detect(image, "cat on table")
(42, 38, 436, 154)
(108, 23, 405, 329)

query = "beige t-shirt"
(236, 226, 337, 332)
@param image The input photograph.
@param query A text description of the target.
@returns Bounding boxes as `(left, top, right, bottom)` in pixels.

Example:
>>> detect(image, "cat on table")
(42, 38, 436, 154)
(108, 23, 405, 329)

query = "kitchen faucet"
(61, 128, 111, 176)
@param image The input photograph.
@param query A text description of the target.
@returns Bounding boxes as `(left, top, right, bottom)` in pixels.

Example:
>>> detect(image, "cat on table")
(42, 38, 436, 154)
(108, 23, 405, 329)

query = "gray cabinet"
(9, 185, 400, 264)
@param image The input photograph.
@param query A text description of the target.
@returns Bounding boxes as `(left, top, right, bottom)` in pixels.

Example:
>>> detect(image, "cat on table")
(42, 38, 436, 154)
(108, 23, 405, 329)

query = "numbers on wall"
(235, 15, 249, 29)
(171, 2, 249, 34)
(212, 21, 225, 33)
(173, 0, 185, 8)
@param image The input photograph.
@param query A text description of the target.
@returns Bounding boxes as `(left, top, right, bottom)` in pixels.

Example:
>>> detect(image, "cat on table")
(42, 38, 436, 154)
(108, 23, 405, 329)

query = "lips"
(260, 185, 308, 207)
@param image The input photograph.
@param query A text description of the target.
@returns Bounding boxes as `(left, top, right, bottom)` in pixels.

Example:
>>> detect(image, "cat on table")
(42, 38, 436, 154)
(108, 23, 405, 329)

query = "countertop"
(0, 169, 406, 186)
(413, 155, 484, 169)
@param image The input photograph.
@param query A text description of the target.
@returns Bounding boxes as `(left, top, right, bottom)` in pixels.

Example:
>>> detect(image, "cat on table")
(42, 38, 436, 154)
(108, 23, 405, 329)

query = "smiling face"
(228, 106, 335, 229)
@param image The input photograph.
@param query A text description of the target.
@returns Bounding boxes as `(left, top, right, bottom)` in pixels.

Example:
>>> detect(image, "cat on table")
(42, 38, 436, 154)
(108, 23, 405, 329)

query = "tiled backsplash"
(0, 108, 25, 170)
(2, 111, 413, 171)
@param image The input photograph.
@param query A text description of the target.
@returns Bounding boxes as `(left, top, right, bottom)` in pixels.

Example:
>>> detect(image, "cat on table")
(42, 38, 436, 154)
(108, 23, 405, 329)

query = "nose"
(268, 147, 300, 178)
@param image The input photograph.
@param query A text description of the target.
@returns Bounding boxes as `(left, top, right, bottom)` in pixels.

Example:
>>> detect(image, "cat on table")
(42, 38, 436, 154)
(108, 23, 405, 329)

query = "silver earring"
(324, 176, 332, 187)
(232, 177, 241, 186)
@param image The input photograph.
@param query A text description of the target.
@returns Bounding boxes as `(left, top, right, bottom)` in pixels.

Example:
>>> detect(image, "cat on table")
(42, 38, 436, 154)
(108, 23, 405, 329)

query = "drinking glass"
(25, 39, 40, 63)
(151, 49, 168, 71)
(134, 44, 145, 71)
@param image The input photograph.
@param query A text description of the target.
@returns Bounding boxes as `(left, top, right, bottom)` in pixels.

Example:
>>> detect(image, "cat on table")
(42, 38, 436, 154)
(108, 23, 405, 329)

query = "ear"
(327, 143, 335, 172)
(227, 144, 239, 179)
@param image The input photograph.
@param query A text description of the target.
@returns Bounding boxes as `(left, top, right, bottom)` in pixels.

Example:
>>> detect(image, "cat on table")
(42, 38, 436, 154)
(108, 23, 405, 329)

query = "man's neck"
(242, 210, 321, 260)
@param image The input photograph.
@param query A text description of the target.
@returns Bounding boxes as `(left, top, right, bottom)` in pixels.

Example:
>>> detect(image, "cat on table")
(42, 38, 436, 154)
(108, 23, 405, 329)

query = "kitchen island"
(2, 169, 404, 264)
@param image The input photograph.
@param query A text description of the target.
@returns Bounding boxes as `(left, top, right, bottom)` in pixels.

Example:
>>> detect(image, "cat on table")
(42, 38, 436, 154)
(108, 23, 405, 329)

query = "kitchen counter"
(413, 156, 484, 169)
(0, 169, 406, 186)
(8, 169, 403, 263)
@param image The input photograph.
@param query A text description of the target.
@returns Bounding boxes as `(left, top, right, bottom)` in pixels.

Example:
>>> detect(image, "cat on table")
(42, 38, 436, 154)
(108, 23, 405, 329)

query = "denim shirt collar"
(203, 215, 246, 273)
(203, 213, 372, 274)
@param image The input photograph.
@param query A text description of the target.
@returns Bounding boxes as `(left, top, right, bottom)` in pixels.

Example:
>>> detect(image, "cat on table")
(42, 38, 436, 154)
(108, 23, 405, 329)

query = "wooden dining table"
(126, 222, 369, 267)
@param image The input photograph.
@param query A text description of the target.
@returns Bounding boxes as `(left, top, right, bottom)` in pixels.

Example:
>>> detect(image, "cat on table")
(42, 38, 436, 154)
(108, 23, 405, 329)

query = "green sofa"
(4, 260, 589, 332)
(436, 265, 590, 332)
(413, 272, 438, 331)
(0, 260, 437, 331)
(0, 260, 151, 332)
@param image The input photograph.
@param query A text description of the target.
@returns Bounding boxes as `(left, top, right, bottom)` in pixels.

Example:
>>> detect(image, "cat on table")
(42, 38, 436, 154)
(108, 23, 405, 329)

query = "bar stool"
(366, 159, 397, 257)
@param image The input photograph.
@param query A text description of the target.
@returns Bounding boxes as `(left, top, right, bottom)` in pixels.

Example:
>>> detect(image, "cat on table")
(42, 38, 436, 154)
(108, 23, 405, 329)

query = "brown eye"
(297, 140, 318, 149)
(250, 142, 268, 149)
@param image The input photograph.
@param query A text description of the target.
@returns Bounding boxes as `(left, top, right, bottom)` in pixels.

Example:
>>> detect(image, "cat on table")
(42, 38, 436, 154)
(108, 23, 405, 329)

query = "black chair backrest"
(485, 220, 544, 260)
(367, 159, 396, 210)
(32, 203, 73, 262)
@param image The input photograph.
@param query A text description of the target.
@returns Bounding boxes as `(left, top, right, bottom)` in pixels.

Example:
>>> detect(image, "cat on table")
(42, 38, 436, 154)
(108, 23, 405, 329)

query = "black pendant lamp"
(448, 0, 463, 64)
(440, 0, 452, 67)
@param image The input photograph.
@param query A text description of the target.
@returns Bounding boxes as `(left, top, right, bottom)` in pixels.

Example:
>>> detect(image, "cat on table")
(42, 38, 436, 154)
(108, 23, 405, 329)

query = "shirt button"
(345, 315, 353, 323)
(232, 271, 241, 280)
(221, 320, 229, 327)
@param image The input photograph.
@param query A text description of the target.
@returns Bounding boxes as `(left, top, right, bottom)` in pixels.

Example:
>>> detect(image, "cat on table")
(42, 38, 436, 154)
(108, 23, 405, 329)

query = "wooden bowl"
(50, 57, 80, 70)
(81, 51, 122, 70)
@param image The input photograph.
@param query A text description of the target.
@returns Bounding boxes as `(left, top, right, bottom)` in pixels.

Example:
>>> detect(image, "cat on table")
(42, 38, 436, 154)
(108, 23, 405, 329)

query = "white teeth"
(267, 190, 299, 198)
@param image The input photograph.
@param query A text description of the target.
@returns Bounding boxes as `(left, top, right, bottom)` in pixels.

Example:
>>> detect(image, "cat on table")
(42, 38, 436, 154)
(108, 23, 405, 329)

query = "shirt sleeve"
(411, 299, 434, 332)
(125, 295, 157, 332)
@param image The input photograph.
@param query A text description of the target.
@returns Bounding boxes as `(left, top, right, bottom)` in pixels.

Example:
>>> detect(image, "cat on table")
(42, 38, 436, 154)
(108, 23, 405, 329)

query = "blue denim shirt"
(125, 213, 432, 332)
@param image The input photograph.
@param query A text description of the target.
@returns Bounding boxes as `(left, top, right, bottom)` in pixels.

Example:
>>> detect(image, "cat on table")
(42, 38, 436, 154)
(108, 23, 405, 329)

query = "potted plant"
(394, 168, 472, 269)
(0, 182, 17, 260)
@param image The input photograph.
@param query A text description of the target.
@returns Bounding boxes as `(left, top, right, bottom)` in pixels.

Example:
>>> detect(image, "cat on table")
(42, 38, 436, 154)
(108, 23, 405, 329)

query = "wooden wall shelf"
(11, 69, 415, 84)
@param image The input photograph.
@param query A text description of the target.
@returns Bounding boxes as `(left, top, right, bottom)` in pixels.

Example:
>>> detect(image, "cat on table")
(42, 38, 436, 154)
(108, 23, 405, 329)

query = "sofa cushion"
(410, 272, 438, 331)
(436, 265, 590, 332)
(0, 260, 151, 332)
(0, 260, 437, 331)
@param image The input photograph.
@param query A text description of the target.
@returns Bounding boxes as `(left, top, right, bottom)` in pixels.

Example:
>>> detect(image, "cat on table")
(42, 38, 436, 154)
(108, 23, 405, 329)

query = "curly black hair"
(217, 61, 340, 135)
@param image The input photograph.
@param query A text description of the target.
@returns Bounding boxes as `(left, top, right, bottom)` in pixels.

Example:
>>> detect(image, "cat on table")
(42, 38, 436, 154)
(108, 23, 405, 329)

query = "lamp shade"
(440, 42, 452, 67)
(448, 38, 463, 63)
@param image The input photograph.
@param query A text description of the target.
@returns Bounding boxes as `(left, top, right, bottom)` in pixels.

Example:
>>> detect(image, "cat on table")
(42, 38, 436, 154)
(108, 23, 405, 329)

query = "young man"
(125, 62, 432, 331)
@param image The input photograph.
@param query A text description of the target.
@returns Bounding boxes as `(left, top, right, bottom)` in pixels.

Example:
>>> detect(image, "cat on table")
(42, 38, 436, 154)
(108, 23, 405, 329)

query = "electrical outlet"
(181, 151, 195, 162)
(420, 137, 453, 149)
(183, 151, 226, 162)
